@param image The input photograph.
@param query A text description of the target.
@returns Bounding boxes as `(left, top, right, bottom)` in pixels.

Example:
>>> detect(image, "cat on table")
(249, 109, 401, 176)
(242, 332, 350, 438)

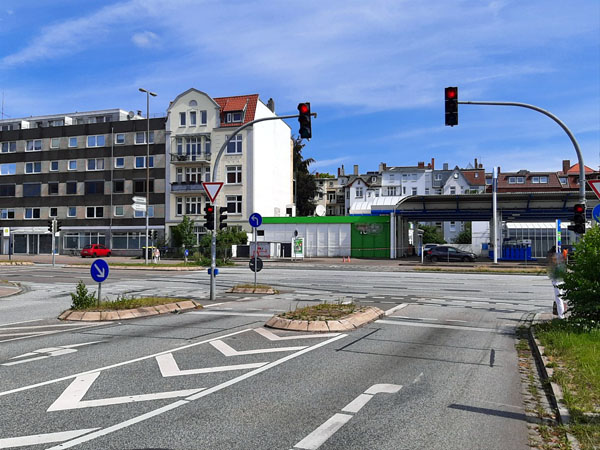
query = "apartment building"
(165, 89, 293, 242)
(0, 110, 166, 255)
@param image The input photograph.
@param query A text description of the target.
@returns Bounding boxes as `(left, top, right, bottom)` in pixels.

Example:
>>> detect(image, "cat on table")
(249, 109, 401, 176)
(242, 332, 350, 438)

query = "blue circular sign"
(184, 249, 189, 257)
(90, 259, 109, 283)
(593, 204, 600, 223)
(249, 213, 263, 228)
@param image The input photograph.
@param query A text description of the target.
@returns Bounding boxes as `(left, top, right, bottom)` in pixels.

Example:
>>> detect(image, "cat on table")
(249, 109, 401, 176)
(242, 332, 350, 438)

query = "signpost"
(592, 204, 600, 224)
(202, 182, 224, 301)
(589, 180, 600, 200)
(249, 213, 263, 290)
(90, 259, 109, 307)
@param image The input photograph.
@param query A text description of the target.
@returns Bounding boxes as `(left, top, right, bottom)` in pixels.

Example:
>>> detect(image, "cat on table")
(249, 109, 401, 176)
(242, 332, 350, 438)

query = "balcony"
(171, 182, 206, 193)
(170, 153, 211, 163)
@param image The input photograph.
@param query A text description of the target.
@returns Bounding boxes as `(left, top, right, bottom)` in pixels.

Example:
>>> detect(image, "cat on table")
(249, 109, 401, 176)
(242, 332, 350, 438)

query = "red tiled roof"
(489, 172, 563, 192)
(461, 169, 486, 186)
(566, 163, 594, 174)
(214, 94, 259, 128)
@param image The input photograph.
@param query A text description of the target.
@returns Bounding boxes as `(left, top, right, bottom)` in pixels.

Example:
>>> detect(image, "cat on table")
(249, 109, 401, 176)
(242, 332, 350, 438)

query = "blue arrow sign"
(90, 259, 109, 283)
(593, 204, 600, 223)
(249, 213, 262, 228)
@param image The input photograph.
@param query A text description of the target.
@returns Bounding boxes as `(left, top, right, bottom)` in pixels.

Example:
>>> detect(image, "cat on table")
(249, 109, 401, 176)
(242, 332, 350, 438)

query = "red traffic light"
(574, 204, 585, 214)
(298, 103, 309, 114)
(207, 206, 214, 213)
(446, 88, 457, 99)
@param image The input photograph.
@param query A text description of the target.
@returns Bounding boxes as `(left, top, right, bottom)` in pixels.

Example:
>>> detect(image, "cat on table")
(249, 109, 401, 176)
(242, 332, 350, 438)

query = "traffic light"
(297, 102, 312, 139)
(218, 207, 228, 230)
(48, 220, 54, 233)
(56, 220, 62, 232)
(445, 87, 458, 126)
(203, 204, 215, 230)
(568, 203, 586, 234)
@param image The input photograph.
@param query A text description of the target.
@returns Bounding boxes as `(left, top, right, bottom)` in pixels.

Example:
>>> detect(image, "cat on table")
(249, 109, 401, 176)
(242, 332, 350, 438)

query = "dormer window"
(226, 112, 243, 123)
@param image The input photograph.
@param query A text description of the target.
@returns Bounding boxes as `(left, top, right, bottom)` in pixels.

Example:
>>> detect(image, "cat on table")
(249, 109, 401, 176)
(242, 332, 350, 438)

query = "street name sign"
(91, 259, 109, 283)
(588, 180, 600, 200)
(202, 182, 224, 203)
(131, 203, 147, 212)
(132, 196, 147, 204)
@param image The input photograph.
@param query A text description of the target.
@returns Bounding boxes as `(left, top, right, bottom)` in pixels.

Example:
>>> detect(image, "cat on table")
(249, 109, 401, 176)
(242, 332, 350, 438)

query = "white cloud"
(131, 31, 159, 48)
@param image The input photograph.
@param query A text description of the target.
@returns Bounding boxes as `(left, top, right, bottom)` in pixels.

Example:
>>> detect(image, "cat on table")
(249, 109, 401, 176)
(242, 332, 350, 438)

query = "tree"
(561, 226, 600, 321)
(171, 215, 196, 248)
(294, 138, 319, 216)
(453, 222, 472, 244)
(419, 224, 446, 244)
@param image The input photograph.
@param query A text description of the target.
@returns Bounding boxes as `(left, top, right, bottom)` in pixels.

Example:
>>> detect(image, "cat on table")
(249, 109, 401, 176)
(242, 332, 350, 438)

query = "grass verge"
(280, 303, 359, 321)
(74, 296, 194, 311)
(535, 319, 600, 449)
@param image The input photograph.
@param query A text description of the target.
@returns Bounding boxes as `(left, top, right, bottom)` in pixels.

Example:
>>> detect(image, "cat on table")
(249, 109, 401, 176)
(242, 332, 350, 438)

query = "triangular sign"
(588, 180, 600, 200)
(202, 182, 224, 203)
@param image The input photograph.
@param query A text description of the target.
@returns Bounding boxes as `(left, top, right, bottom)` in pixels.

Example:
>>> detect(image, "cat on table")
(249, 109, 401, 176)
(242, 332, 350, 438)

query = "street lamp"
(139, 88, 157, 265)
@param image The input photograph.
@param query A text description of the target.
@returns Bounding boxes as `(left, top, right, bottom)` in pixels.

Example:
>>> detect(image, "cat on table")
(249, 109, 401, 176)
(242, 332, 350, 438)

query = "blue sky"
(0, 0, 598, 176)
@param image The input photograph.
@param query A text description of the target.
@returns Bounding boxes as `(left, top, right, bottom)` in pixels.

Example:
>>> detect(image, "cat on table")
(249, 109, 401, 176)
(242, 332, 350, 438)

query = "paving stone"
(307, 321, 330, 332)
(176, 301, 196, 310)
(100, 311, 120, 321)
(67, 311, 85, 321)
(287, 320, 309, 331)
(154, 305, 170, 314)
(58, 310, 72, 320)
(326, 320, 349, 331)
(117, 310, 136, 320)
(137, 307, 159, 316)
(81, 311, 101, 321)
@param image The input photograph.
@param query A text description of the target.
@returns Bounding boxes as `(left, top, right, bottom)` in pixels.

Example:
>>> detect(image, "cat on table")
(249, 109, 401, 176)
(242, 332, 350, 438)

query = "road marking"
(0, 324, 107, 344)
(255, 328, 340, 341)
(156, 353, 267, 377)
(0, 428, 100, 449)
(210, 340, 307, 356)
(377, 319, 511, 333)
(447, 319, 467, 323)
(0, 318, 47, 327)
(204, 302, 227, 308)
(384, 303, 408, 316)
(188, 311, 273, 317)
(412, 372, 424, 384)
(3, 341, 104, 366)
(341, 394, 372, 413)
(47, 372, 203, 411)
(47, 334, 347, 449)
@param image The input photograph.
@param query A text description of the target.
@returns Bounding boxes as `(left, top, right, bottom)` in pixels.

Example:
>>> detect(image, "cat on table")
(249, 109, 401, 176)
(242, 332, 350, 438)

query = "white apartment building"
(165, 89, 293, 242)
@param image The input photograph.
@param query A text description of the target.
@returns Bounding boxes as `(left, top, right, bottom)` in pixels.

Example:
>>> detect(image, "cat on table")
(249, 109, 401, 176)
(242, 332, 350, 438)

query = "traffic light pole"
(459, 101, 586, 206)
(208, 112, 316, 301)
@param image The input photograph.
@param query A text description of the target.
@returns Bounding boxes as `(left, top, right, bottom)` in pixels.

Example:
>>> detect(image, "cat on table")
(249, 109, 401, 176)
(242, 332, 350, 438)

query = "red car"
(80, 244, 111, 258)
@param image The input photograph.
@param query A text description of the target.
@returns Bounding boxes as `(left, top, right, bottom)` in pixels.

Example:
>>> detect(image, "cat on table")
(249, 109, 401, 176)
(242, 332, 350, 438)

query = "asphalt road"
(0, 265, 553, 449)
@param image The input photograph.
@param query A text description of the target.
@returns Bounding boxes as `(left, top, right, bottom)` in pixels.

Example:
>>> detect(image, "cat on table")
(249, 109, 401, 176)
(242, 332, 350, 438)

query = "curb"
(0, 261, 34, 266)
(63, 264, 202, 271)
(265, 306, 384, 332)
(58, 300, 202, 321)
(0, 281, 23, 298)
(227, 287, 278, 294)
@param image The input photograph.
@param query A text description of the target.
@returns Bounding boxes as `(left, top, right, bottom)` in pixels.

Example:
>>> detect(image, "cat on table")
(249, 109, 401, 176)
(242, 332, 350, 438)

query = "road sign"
(249, 213, 262, 228)
(132, 196, 147, 204)
(593, 204, 600, 223)
(589, 180, 600, 200)
(202, 182, 223, 203)
(3, 227, 9, 237)
(90, 259, 109, 283)
(249, 257, 263, 273)
(131, 203, 147, 212)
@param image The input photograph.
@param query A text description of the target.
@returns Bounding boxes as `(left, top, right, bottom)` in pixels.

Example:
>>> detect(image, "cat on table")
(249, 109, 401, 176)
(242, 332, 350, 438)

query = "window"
(135, 156, 154, 168)
(425, 188, 430, 195)
(1, 209, 15, 219)
(355, 187, 363, 197)
(0, 163, 16, 175)
(25, 162, 42, 174)
(87, 135, 105, 147)
(25, 208, 41, 219)
(508, 177, 516, 184)
(50, 138, 60, 149)
(183, 197, 202, 215)
(540, 176, 548, 183)
(226, 135, 242, 154)
(402, 186, 406, 195)
(115, 133, 125, 144)
(86, 206, 104, 218)
(135, 131, 154, 144)
(23, 183, 41, 197)
(68, 207, 77, 217)
(85, 181, 104, 195)
(201, 110, 207, 125)
(450, 221, 456, 231)
(450, 186, 456, 195)
(87, 158, 104, 171)
(517, 176, 525, 184)
(26, 140, 42, 151)
(226, 195, 242, 214)
(434, 174, 442, 181)
(559, 177, 567, 184)
(204, 167, 210, 182)
(50, 161, 59, 171)
(134, 205, 154, 218)
(114, 206, 124, 216)
(0, 184, 15, 196)
(179, 112, 186, 126)
(115, 157, 124, 168)
(113, 180, 124, 193)
(66, 181, 77, 195)
(69, 137, 78, 148)
(226, 112, 243, 123)
(1, 141, 16, 153)
(346, 190, 350, 199)
(205, 138, 211, 154)
(486, 178, 492, 185)
(48, 182, 59, 195)
(134, 179, 154, 193)
(68, 160, 77, 171)
(226, 165, 242, 184)
(532, 177, 539, 184)
(49, 207, 57, 217)
(190, 111, 197, 126)
(412, 187, 418, 195)
(186, 137, 199, 156)
(176, 138, 184, 154)
(176, 197, 183, 215)
(185, 167, 202, 183)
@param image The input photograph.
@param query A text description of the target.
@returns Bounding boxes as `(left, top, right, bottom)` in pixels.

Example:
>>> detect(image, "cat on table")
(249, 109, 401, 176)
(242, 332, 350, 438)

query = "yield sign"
(202, 182, 224, 203)
(588, 180, 600, 200)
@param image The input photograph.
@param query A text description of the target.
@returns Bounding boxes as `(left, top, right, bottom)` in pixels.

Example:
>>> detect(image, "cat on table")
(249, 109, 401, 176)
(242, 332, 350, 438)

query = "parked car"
(423, 243, 439, 253)
(80, 244, 111, 258)
(426, 245, 476, 262)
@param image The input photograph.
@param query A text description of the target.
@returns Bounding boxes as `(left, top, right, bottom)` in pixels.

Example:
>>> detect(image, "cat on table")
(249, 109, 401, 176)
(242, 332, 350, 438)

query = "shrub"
(560, 226, 600, 321)
(70, 280, 96, 310)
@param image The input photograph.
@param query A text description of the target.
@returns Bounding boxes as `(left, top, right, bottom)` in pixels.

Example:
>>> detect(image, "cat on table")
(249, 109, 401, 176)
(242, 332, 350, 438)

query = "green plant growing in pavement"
(70, 280, 96, 310)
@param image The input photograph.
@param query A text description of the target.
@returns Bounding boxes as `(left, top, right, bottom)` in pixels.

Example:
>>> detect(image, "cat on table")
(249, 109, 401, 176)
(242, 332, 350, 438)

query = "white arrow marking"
(156, 353, 268, 377)
(364, 383, 403, 395)
(3, 341, 104, 366)
(47, 372, 203, 411)
(254, 328, 340, 341)
(210, 339, 306, 356)
(0, 428, 100, 449)
(93, 265, 105, 278)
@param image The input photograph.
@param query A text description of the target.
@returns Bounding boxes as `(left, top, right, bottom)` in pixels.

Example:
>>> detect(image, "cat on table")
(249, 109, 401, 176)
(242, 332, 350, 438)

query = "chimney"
(418, 161, 424, 168)
(562, 160, 571, 173)
(443, 163, 448, 170)
(474, 158, 478, 169)
(267, 98, 275, 113)
(379, 162, 387, 172)
(431, 158, 435, 170)
(353, 165, 358, 175)
(337, 167, 341, 177)
(340, 165, 345, 176)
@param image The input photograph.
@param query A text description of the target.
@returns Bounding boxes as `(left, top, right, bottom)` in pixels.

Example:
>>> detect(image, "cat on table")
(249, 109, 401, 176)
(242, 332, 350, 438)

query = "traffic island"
(228, 284, 279, 294)
(265, 304, 384, 332)
(59, 300, 202, 321)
